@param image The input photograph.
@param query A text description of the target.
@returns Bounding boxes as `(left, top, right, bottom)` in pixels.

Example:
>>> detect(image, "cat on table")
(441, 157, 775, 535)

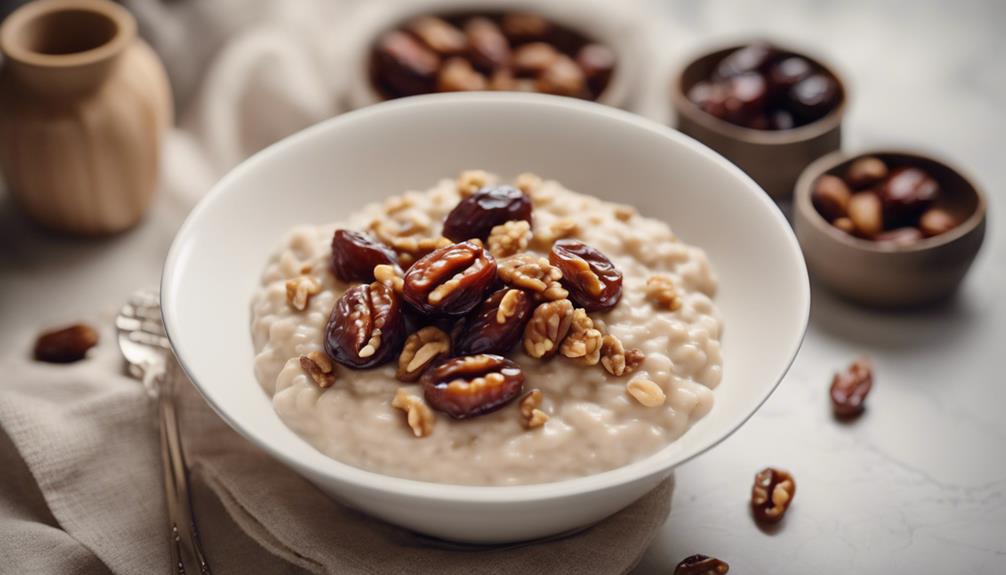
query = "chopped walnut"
(373, 264, 404, 293)
(397, 326, 451, 382)
(560, 308, 603, 365)
(391, 388, 435, 437)
(532, 218, 579, 249)
(513, 172, 542, 196)
(456, 169, 494, 198)
(645, 274, 682, 311)
(300, 351, 337, 388)
(382, 195, 414, 214)
(496, 289, 525, 324)
(285, 276, 321, 311)
(487, 220, 532, 258)
(613, 204, 637, 222)
(386, 235, 452, 268)
(498, 253, 568, 300)
(599, 334, 645, 376)
(627, 378, 666, 407)
(523, 299, 574, 359)
(519, 389, 549, 428)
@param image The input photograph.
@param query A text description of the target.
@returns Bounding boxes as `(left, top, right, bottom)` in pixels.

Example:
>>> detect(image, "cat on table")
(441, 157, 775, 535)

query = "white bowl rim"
(162, 92, 810, 504)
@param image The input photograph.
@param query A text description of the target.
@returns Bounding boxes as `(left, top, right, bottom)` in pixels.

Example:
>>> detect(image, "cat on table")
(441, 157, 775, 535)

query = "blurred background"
(1, 0, 1004, 572)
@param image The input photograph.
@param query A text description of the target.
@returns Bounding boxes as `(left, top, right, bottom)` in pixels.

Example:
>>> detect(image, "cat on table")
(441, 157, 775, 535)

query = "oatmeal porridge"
(251, 171, 723, 486)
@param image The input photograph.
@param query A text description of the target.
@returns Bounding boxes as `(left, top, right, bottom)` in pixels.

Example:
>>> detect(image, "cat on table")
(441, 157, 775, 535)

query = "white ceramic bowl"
(162, 93, 809, 543)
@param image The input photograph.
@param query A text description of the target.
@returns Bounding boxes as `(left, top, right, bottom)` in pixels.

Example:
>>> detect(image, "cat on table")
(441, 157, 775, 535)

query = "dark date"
(421, 354, 525, 419)
(830, 358, 874, 418)
(330, 229, 398, 283)
(453, 288, 532, 355)
(442, 185, 533, 242)
(324, 282, 406, 369)
(549, 239, 623, 312)
(751, 467, 796, 524)
(674, 554, 730, 575)
(373, 30, 441, 97)
(33, 323, 99, 363)
(402, 241, 497, 315)
(877, 166, 940, 227)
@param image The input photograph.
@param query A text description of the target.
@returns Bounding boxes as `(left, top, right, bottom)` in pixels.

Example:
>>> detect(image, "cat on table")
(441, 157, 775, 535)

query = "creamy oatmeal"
(251, 172, 722, 486)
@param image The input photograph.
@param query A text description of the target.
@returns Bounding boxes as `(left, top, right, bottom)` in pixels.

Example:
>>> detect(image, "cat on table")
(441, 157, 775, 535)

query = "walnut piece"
(496, 289, 524, 324)
(559, 308, 603, 365)
(487, 220, 532, 258)
(519, 389, 549, 429)
(300, 351, 337, 388)
(523, 299, 574, 359)
(388, 235, 452, 268)
(456, 169, 494, 198)
(513, 172, 542, 196)
(645, 274, 682, 311)
(373, 264, 404, 293)
(613, 204, 637, 222)
(627, 378, 666, 407)
(599, 334, 645, 376)
(498, 253, 568, 300)
(391, 388, 435, 437)
(751, 467, 796, 524)
(285, 276, 321, 311)
(532, 218, 579, 249)
(397, 326, 451, 382)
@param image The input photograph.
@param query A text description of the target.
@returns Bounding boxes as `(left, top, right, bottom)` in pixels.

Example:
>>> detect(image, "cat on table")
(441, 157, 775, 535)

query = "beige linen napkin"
(0, 321, 673, 574)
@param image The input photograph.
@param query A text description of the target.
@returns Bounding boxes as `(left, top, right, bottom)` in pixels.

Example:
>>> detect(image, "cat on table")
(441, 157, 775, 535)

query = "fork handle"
(151, 368, 212, 574)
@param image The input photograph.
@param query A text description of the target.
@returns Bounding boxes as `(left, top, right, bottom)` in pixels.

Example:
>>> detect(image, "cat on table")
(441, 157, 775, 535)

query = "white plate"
(162, 93, 809, 543)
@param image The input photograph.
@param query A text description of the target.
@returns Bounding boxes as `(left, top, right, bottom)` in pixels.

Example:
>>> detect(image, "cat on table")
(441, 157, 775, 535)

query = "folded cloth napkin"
(0, 321, 672, 574)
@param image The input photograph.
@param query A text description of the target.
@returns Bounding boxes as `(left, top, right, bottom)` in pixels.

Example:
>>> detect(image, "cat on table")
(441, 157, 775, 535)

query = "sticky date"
(453, 288, 532, 355)
(402, 241, 497, 315)
(330, 229, 398, 282)
(877, 167, 940, 227)
(830, 357, 874, 418)
(421, 354, 525, 419)
(751, 467, 796, 524)
(674, 554, 730, 575)
(549, 239, 623, 312)
(324, 282, 406, 369)
(33, 323, 99, 363)
(442, 185, 533, 242)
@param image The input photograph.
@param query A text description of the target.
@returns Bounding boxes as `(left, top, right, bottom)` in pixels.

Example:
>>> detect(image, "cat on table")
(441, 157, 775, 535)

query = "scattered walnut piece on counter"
(285, 276, 321, 311)
(498, 253, 568, 300)
(559, 308, 603, 365)
(751, 467, 796, 524)
(519, 389, 549, 428)
(626, 378, 665, 407)
(830, 357, 873, 418)
(300, 351, 337, 388)
(392, 388, 435, 437)
(33, 323, 99, 363)
(674, 554, 730, 575)
(487, 219, 532, 258)
(599, 334, 644, 376)
(645, 274, 682, 311)
(373, 264, 404, 293)
(396, 326, 451, 382)
(456, 169, 494, 198)
(523, 299, 574, 359)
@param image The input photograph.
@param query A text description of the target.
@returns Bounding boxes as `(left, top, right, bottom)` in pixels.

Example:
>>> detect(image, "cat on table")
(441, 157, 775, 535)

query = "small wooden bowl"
(671, 41, 847, 200)
(794, 150, 987, 308)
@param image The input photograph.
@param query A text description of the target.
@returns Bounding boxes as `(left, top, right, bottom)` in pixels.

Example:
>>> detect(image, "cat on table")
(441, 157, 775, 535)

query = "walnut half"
(391, 388, 435, 438)
(519, 389, 549, 429)
(599, 334, 645, 376)
(559, 308, 603, 365)
(498, 253, 568, 301)
(523, 299, 574, 359)
(396, 326, 451, 382)
(487, 220, 532, 258)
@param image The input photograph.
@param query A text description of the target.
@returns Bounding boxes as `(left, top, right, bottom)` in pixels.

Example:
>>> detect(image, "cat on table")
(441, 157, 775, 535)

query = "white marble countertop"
(1, 0, 1003, 572)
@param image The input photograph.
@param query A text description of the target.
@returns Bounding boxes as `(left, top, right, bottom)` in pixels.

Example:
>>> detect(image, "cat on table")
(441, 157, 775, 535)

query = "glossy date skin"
(453, 288, 532, 355)
(324, 282, 406, 369)
(442, 186, 532, 242)
(421, 354, 525, 419)
(402, 241, 497, 315)
(549, 239, 623, 312)
(330, 229, 398, 283)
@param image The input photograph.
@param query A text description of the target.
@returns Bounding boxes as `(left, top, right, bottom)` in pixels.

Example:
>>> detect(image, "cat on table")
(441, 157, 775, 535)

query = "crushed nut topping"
(751, 467, 796, 524)
(523, 299, 574, 359)
(456, 169, 494, 198)
(373, 264, 404, 293)
(285, 276, 321, 311)
(397, 327, 451, 382)
(519, 389, 549, 428)
(498, 253, 568, 300)
(599, 334, 644, 376)
(645, 274, 682, 311)
(391, 388, 435, 437)
(560, 308, 603, 365)
(626, 378, 666, 407)
(487, 220, 532, 258)
(300, 351, 337, 388)
(496, 289, 525, 324)
(513, 172, 542, 196)
(613, 204, 637, 222)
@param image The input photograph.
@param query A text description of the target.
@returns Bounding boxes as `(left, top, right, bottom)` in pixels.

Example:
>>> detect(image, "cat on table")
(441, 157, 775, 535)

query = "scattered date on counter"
(33, 323, 99, 363)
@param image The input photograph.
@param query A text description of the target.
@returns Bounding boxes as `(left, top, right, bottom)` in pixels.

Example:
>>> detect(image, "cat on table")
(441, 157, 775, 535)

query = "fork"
(117, 289, 212, 575)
